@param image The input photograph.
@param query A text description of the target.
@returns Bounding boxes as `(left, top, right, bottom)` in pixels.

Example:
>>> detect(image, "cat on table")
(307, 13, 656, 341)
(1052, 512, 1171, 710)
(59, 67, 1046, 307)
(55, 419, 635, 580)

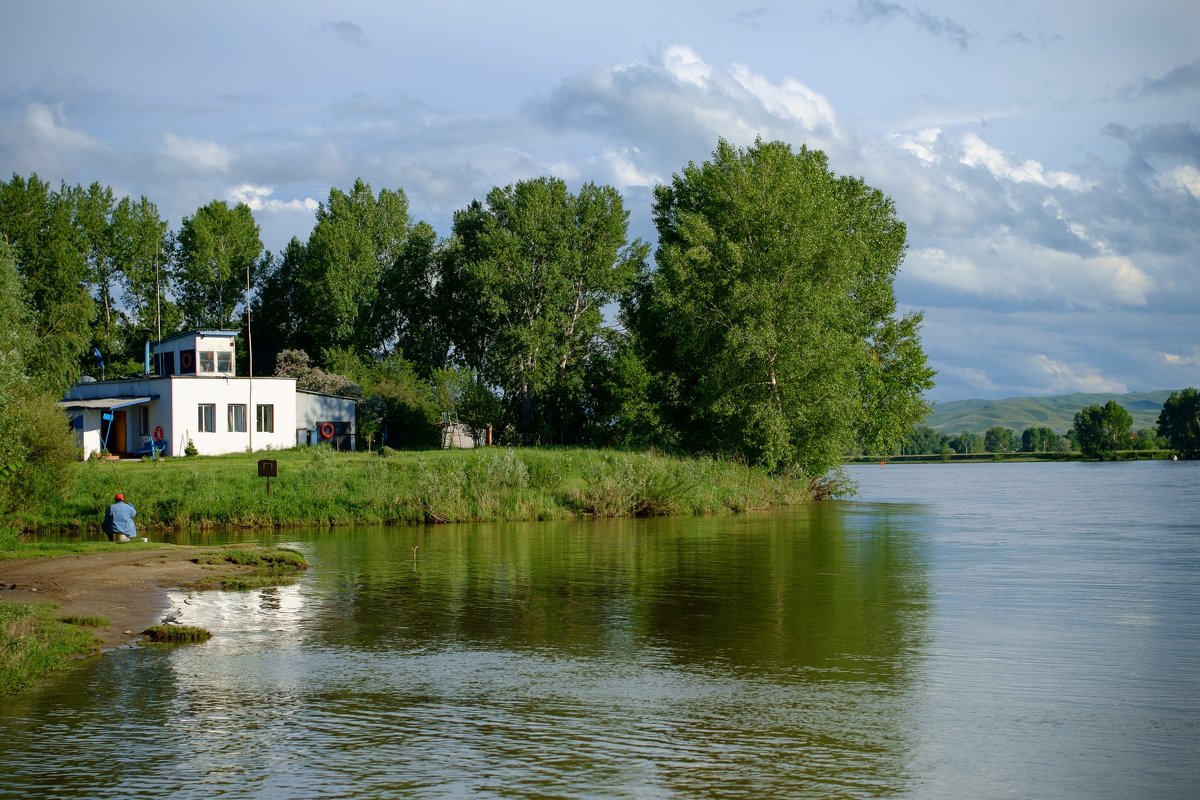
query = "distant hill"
(923, 390, 1178, 435)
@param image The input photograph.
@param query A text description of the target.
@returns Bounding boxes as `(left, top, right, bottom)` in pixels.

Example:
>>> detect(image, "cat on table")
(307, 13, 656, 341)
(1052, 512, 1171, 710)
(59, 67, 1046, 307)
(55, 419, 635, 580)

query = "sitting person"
(102, 493, 138, 542)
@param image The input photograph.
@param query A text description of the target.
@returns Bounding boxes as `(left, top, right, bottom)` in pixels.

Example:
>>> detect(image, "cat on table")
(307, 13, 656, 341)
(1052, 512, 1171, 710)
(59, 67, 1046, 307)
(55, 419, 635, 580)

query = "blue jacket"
(103, 501, 137, 537)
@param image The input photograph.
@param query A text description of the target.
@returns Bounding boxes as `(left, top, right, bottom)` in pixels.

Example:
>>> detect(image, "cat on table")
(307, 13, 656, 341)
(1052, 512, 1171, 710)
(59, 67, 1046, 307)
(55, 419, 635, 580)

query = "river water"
(2, 461, 1197, 799)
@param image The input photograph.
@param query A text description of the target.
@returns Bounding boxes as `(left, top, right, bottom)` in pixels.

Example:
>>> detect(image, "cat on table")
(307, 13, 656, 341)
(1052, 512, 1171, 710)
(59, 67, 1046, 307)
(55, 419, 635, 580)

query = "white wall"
(170, 377, 297, 456)
(65, 375, 298, 457)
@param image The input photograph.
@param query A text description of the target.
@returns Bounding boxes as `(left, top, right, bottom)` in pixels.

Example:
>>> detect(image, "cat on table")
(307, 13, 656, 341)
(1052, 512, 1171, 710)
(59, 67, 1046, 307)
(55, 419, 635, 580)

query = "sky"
(2, 0, 1197, 403)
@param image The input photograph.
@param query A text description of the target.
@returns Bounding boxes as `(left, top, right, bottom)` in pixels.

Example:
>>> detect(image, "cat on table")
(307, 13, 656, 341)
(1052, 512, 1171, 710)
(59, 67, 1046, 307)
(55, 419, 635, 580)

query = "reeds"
(25, 446, 820, 532)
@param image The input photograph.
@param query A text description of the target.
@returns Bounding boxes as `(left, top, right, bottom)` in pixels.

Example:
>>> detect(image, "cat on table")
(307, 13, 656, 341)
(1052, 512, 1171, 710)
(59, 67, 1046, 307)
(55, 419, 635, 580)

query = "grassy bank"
(0, 602, 102, 694)
(10, 447, 823, 533)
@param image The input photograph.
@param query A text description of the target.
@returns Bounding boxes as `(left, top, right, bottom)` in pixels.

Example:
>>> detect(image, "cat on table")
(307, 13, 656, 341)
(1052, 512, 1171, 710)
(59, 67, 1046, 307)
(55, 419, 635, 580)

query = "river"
(1, 460, 1197, 798)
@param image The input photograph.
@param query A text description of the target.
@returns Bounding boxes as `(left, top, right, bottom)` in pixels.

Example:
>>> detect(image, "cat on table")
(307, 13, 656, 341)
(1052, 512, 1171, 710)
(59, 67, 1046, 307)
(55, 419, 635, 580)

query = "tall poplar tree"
(174, 200, 263, 328)
(439, 177, 648, 442)
(627, 139, 934, 475)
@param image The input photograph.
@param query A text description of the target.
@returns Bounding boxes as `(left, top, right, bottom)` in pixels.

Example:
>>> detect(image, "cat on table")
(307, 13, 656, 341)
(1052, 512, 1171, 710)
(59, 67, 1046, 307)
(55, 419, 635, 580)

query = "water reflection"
(2, 503, 933, 799)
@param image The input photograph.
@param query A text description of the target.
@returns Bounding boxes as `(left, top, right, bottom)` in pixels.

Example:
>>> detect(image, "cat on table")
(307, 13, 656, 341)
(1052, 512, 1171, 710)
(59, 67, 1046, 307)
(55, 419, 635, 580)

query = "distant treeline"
(901, 389, 1198, 460)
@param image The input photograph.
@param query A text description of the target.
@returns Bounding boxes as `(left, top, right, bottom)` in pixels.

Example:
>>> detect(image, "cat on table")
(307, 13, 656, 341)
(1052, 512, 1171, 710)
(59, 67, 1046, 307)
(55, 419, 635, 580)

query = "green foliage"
(174, 200, 263, 328)
(0, 241, 77, 515)
(1021, 426, 1060, 452)
(1157, 387, 1199, 459)
(1073, 400, 1134, 460)
(984, 426, 1018, 453)
(439, 177, 649, 443)
(629, 138, 933, 474)
(0, 174, 95, 392)
(58, 614, 109, 628)
(142, 624, 211, 643)
(1, 602, 100, 695)
(17, 447, 820, 532)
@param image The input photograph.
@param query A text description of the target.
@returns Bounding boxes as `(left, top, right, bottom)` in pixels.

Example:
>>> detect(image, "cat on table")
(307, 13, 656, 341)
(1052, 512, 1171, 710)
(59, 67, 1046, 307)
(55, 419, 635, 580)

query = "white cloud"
(0, 103, 105, 173)
(662, 44, 712, 88)
(907, 235, 1154, 307)
(959, 132, 1089, 190)
(895, 127, 942, 163)
(161, 132, 232, 172)
(728, 63, 838, 131)
(1032, 354, 1128, 394)
(601, 147, 661, 189)
(229, 184, 318, 214)
(1158, 165, 1200, 199)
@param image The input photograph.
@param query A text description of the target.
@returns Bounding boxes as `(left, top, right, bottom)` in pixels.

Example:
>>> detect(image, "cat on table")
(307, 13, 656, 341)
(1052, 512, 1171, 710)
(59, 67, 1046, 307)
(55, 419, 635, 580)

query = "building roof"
(58, 396, 156, 411)
(152, 329, 239, 347)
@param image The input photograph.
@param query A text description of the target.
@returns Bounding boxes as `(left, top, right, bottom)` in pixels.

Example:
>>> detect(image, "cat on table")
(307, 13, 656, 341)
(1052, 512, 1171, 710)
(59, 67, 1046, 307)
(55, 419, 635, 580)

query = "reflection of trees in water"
(301, 511, 931, 795)
(311, 509, 931, 685)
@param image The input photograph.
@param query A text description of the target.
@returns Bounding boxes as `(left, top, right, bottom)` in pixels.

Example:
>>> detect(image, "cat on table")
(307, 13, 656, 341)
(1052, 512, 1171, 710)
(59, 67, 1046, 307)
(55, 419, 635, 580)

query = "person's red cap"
(115, 493, 124, 501)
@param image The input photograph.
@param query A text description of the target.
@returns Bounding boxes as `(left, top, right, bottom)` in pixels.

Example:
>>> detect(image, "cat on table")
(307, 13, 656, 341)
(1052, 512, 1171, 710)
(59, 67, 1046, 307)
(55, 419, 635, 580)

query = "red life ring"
(180, 351, 194, 371)
(152, 425, 164, 442)
(319, 422, 335, 440)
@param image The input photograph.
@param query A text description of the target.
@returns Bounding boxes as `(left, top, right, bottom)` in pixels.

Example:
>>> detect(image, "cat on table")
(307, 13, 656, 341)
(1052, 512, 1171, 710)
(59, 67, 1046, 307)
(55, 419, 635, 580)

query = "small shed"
(296, 390, 358, 450)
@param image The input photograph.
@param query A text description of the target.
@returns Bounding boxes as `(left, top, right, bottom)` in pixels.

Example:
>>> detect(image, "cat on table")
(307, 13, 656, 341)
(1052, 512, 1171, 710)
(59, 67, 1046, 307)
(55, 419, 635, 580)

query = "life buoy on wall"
(180, 350, 194, 372)
(152, 425, 164, 442)
(319, 422, 336, 440)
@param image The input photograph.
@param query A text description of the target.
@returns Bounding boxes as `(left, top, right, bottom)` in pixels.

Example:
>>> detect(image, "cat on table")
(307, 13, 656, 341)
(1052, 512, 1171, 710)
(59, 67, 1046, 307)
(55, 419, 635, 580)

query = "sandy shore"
(0, 546, 284, 650)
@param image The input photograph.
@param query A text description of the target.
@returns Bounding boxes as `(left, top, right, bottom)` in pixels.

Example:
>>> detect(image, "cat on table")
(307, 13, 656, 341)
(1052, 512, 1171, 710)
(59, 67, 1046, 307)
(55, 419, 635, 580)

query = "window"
(199, 351, 215, 373)
(217, 351, 233, 373)
(257, 404, 275, 433)
(228, 404, 247, 433)
(137, 406, 149, 436)
(198, 403, 216, 432)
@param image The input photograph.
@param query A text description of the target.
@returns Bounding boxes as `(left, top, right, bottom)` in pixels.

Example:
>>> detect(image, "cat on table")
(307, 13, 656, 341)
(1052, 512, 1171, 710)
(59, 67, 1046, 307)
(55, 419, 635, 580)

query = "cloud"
(906, 236, 1154, 308)
(0, 102, 105, 173)
(842, 0, 974, 49)
(1031, 354, 1128, 394)
(532, 44, 839, 170)
(161, 132, 231, 172)
(228, 184, 319, 214)
(726, 7, 773, 29)
(1157, 165, 1200, 199)
(959, 132, 1089, 190)
(316, 20, 368, 48)
(1126, 59, 1200, 99)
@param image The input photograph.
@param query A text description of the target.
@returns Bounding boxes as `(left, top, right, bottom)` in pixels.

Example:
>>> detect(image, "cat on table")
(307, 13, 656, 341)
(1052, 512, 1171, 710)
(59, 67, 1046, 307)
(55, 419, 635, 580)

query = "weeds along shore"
(14, 447, 833, 533)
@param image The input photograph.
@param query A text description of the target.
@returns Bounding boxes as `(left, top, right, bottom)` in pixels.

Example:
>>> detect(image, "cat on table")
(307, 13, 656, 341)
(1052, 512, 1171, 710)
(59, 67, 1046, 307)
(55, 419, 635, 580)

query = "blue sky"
(2, 1, 1197, 402)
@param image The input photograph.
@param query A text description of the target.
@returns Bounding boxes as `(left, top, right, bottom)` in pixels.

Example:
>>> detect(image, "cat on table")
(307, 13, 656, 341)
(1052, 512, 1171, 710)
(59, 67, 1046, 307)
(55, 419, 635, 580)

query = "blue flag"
(92, 346, 103, 367)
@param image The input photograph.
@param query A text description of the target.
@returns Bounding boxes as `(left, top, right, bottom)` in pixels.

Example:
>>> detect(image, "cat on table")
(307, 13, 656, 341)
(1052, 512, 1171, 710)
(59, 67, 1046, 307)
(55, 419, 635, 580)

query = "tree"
(1021, 426, 1058, 453)
(0, 241, 78, 513)
(0, 174, 94, 390)
(1073, 400, 1133, 460)
(903, 425, 947, 455)
(985, 426, 1018, 453)
(1157, 387, 1200, 459)
(292, 180, 439, 365)
(111, 195, 174, 337)
(174, 200, 263, 328)
(439, 177, 648, 443)
(627, 139, 933, 474)
(947, 431, 982, 454)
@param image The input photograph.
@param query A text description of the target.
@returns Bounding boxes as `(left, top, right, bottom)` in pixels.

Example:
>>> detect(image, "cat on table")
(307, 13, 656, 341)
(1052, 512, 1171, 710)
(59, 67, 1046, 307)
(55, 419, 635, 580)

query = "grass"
(142, 624, 212, 644)
(0, 602, 101, 695)
(186, 547, 308, 590)
(57, 614, 110, 628)
(11, 446, 820, 533)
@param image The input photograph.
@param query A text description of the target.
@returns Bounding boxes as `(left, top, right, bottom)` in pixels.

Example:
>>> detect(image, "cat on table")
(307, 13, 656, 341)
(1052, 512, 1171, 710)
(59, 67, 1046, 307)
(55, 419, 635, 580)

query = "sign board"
(257, 459, 278, 478)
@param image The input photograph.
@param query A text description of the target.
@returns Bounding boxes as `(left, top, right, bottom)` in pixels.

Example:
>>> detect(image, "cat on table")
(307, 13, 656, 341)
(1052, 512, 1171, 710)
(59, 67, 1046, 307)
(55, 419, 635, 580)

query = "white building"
(60, 330, 356, 458)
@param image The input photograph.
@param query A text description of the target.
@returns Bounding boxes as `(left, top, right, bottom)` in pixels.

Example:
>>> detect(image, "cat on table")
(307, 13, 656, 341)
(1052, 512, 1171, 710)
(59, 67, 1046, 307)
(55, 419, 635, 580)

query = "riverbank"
(0, 544, 307, 694)
(10, 447, 822, 533)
